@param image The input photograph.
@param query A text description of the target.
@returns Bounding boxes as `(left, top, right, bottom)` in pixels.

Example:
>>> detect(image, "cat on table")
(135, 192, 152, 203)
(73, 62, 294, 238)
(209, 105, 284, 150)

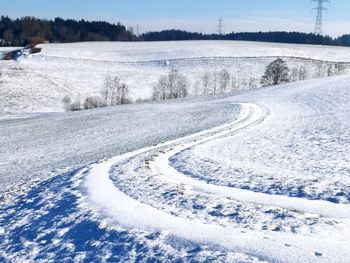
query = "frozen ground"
(0, 75, 349, 262)
(1, 41, 350, 113)
(172, 81, 350, 205)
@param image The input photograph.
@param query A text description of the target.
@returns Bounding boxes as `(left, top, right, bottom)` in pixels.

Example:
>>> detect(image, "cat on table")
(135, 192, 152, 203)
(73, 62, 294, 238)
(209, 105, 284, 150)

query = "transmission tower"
(217, 17, 224, 35)
(136, 25, 140, 37)
(312, 0, 330, 35)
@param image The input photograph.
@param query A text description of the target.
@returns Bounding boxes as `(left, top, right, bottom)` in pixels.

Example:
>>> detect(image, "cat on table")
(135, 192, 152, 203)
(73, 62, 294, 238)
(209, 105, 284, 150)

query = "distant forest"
(1, 15, 350, 47)
(0, 16, 135, 46)
(141, 30, 350, 47)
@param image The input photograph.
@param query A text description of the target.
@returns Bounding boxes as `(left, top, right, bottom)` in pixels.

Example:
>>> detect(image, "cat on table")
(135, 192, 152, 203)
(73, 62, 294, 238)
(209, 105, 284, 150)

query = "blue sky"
(2, 0, 350, 36)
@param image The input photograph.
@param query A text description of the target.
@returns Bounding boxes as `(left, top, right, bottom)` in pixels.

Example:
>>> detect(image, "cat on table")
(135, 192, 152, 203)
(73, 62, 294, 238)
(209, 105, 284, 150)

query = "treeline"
(1, 15, 350, 47)
(62, 74, 133, 112)
(0, 16, 135, 46)
(141, 30, 350, 47)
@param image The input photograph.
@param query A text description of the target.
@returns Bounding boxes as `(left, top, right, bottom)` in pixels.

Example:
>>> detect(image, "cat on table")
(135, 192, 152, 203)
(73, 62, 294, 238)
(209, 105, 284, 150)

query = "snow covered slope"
(1, 41, 350, 113)
(39, 41, 350, 63)
(0, 97, 240, 201)
(0, 75, 349, 262)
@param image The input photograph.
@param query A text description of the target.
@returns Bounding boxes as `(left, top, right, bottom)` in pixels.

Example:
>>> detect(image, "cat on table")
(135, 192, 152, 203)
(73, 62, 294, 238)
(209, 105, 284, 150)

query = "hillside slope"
(1, 41, 350, 113)
(1, 75, 349, 262)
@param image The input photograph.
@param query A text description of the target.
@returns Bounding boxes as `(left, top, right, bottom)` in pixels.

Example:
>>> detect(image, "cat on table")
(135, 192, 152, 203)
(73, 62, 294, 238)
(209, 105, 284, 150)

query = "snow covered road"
(1, 76, 350, 262)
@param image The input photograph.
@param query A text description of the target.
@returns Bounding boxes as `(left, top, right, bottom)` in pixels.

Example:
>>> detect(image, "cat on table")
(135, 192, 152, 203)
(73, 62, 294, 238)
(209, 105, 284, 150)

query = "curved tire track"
(83, 102, 350, 263)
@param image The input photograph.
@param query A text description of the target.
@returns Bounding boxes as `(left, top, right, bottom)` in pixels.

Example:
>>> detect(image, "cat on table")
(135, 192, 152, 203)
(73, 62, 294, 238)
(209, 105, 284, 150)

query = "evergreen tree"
(1, 15, 350, 47)
(0, 16, 134, 46)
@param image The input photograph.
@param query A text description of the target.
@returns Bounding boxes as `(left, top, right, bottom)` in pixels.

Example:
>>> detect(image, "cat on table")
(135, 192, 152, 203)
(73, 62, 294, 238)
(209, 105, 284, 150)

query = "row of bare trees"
(63, 60, 348, 110)
(200, 69, 233, 94)
(260, 58, 347, 87)
(151, 68, 245, 101)
(62, 74, 132, 111)
(152, 70, 189, 101)
(151, 68, 239, 101)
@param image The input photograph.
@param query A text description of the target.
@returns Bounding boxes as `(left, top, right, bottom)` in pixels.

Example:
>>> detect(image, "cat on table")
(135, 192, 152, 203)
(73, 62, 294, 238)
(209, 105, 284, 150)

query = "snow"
(0, 98, 240, 203)
(153, 139, 350, 220)
(77, 75, 350, 262)
(38, 41, 350, 63)
(85, 151, 350, 263)
(1, 41, 350, 113)
(172, 77, 350, 205)
(0, 42, 349, 262)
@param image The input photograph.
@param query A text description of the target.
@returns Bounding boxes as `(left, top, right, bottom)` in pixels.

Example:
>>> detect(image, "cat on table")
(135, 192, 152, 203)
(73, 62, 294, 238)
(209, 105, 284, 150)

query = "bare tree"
(119, 83, 132, 105)
(101, 74, 131, 106)
(328, 63, 345, 76)
(152, 75, 168, 101)
(230, 75, 238, 92)
(201, 71, 211, 95)
(69, 98, 82, 111)
(335, 63, 345, 76)
(62, 95, 72, 112)
(248, 77, 257, 89)
(241, 78, 248, 90)
(101, 74, 114, 106)
(261, 58, 291, 87)
(326, 64, 332, 77)
(152, 70, 189, 101)
(315, 63, 326, 78)
(212, 69, 218, 94)
(298, 66, 307, 80)
(167, 70, 188, 99)
(192, 80, 201, 96)
(168, 70, 177, 98)
(102, 74, 119, 106)
(83, 96, 104, 109)
(218, 69, 230, 93)
(291, 67, 299, 82)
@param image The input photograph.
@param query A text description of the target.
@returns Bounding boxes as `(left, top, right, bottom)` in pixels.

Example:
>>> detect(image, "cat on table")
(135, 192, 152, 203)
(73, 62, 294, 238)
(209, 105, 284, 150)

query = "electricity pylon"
(312, 0, 330, 35)
(136, 25, 140, 37)
(217, 17, 224, 35)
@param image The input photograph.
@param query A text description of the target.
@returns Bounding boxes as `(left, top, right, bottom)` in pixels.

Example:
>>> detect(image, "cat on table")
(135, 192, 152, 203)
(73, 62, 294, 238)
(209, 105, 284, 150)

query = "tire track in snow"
(82, 103, 350, 263)
(151, 142, 350, 220)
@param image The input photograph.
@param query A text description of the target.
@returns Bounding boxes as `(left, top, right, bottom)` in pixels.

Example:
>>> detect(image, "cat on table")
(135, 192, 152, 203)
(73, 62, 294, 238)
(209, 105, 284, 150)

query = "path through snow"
(1, 76, 349, 262)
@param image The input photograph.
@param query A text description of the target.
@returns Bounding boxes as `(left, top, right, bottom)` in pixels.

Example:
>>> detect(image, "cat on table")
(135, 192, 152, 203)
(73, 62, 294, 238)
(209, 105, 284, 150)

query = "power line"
(312, 0, 330, 35)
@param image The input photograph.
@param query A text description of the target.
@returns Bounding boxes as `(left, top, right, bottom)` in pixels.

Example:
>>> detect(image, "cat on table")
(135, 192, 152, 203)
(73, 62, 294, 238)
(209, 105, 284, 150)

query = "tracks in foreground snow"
(1, 96, 349, 262)
(82, 102, 350, 263)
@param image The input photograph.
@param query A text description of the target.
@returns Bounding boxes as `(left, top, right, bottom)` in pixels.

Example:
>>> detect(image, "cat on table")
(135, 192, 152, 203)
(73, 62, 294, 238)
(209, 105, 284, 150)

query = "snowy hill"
(1, 41, 350, 113)
(1, 75, 349, 262)
(39, 41, 350, 62)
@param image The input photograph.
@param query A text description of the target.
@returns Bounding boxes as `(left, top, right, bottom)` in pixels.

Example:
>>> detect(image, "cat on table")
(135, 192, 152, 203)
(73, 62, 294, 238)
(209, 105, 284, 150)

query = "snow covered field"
(1, 74, 349, 262)
(1, 41, 350, 113)
(38, 41, 350, 62)
(1, 41, 349, 262)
